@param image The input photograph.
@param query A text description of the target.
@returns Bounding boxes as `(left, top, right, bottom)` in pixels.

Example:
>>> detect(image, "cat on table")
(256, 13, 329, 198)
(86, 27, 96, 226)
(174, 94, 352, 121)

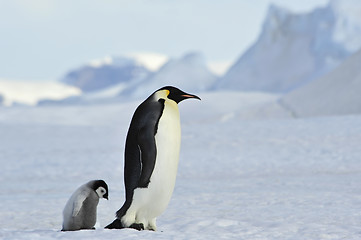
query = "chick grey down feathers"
(62, 180, 108, 231)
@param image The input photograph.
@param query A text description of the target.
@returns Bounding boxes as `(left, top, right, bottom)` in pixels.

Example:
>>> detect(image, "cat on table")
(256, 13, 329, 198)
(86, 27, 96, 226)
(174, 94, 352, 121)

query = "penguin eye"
(101, 189, 105, 193)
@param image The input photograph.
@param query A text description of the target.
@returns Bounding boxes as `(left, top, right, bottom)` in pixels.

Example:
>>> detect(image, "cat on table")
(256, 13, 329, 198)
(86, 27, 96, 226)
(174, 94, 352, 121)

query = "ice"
(216, 0, 361, 93)
(281, 48, 361, 117)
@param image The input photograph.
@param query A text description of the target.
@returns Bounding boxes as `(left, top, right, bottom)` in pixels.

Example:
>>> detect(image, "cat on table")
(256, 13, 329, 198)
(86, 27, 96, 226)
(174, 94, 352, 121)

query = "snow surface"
(217, 0, 361, 93)
(281, 48, 361, 117)
(1, 91, 361, 239)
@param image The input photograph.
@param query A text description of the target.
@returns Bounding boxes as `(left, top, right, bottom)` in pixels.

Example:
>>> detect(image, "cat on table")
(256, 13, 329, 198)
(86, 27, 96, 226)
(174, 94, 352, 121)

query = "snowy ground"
(1, 91, 361, 239)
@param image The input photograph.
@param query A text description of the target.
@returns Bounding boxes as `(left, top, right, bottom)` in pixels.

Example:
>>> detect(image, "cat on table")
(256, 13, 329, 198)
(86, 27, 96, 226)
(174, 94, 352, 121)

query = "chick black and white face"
(96, 186, 108, 200)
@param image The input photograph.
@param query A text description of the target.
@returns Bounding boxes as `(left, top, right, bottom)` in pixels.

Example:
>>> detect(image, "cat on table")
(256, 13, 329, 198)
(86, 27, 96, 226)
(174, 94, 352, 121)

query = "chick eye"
(101, 189, 105, 193)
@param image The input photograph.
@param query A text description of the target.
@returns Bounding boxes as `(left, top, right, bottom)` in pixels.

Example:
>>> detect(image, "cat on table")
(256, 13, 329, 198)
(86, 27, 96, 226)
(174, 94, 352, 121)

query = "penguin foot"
(129, 223, 144, 231)
(105, 219, 144, 231)
(105, 219, 124, 229)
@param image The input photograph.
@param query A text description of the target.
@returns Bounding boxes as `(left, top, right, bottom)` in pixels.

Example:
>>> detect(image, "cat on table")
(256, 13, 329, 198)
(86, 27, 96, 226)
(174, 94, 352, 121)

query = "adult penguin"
(105, 86, 200, 231)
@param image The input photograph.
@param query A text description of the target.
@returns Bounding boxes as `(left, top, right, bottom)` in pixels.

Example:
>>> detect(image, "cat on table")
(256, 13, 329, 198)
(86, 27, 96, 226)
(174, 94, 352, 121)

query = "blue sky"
(0, 0, 328, 81)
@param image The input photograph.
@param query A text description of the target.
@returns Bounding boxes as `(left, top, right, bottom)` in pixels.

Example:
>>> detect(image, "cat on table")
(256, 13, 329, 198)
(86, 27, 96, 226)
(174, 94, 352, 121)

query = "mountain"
(216, 0, 361, 93)
(43, 52, 216, 105)
(126, 52, 218, 99)
(280, 48, 361, 117)
(61, 56, 151, 93)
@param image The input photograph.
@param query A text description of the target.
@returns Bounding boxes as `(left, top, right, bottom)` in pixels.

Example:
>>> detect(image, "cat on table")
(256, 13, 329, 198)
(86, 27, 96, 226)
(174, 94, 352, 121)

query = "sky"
(0, 0, 328, 81)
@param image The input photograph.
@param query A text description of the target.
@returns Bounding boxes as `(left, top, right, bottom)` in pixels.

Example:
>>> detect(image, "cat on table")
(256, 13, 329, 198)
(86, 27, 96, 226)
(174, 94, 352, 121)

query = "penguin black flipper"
(136, 99, 165, 187)
(137, 125, 158, 187)
(125, 98, 164, 190)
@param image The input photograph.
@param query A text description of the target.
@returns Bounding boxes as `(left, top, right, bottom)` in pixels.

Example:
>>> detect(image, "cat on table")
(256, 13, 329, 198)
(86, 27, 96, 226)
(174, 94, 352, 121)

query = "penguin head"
(91, 180, 109, 200)
(156, 86, 201, 104)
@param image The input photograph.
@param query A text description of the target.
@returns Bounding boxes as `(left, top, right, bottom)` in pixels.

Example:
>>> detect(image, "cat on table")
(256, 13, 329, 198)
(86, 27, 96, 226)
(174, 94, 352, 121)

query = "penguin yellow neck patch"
(155, 90, 170, 100)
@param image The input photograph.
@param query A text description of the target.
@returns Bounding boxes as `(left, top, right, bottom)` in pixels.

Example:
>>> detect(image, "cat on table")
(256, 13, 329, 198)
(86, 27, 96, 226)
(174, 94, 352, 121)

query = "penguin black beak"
(104, 195, 109, 200)
(181, 93, 201, 101)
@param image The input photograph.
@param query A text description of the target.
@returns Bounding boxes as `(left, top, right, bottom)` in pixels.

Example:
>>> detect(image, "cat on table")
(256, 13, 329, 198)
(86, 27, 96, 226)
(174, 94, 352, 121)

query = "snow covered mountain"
(216, 0, 361, 93)
(61, 56, 151, 93)
(41, 52, 217, 105)
(280, 48, 361, 117)
(125, 52, 218, 99)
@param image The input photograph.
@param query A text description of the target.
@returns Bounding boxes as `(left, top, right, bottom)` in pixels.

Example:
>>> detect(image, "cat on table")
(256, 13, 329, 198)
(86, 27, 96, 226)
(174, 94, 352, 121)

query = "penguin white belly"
(124, 101, 181, 228)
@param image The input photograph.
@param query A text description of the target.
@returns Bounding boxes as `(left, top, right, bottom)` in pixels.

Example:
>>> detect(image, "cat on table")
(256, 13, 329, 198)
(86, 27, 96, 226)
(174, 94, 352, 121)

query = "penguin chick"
(62, 180, 108, 231)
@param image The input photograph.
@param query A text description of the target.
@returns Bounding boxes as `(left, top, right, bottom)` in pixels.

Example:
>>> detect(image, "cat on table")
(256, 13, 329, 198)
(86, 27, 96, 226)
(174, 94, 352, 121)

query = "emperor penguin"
(62, 180, 109, 231)
(105, 86, 200, 231)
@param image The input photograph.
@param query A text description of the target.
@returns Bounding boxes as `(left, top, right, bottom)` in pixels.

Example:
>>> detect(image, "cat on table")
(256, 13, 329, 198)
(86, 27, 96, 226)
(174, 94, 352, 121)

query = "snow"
(88, 56, 114, 68)
(89, 53, 169, 72)
(1, 91, 361, 239)
(331, 0, 361, 52)
(0, 80, 81, 106)
(124, 52, 169, 72)
(206, 61, 233, 76)
(216, 0, 361, 93)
